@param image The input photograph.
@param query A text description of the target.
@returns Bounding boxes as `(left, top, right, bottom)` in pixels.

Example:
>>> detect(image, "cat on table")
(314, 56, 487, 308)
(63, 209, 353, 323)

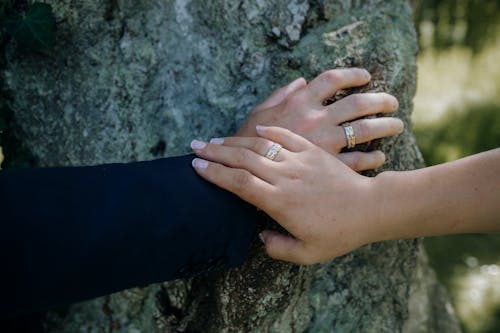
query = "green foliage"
(414, 103, 500, 166)
(425, 234, 500, 333)
(3, 2, 56, 52)
(414, 0, 500, 53)
(425, 234, 500, 286)
(0, 0, 16, 17)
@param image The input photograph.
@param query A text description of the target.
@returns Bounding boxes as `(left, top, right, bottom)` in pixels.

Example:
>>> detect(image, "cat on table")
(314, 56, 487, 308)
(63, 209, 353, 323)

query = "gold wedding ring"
(265, 143, 282, 161)
(342, 122, 356, 149)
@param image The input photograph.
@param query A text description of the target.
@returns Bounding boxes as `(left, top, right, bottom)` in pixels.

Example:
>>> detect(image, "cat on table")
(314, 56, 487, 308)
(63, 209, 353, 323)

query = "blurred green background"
(413, 1, 500, 332)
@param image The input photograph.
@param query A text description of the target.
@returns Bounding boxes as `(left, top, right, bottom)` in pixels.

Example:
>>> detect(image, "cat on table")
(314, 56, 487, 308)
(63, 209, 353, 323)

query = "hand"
(190, 126, 382, 265)
(236, 68, 403, 171)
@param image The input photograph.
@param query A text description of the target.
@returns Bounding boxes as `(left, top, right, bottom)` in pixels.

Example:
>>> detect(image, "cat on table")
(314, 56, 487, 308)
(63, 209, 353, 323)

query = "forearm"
(374, 148, 500, 241)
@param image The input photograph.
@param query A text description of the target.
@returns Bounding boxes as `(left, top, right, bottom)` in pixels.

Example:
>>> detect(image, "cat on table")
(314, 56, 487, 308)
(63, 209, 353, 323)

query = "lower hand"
(190, 126, 382, 265)
(236, 68, 403, 171)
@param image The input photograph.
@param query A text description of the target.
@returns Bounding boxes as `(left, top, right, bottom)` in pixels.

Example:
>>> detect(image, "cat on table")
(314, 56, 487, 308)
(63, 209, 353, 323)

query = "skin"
(233, 68, 403, 171)
(190, 127, 500, 265)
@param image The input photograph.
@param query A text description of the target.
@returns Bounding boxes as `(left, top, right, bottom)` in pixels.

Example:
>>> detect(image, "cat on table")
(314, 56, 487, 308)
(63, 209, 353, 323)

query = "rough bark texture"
(3, 0, 461, 332)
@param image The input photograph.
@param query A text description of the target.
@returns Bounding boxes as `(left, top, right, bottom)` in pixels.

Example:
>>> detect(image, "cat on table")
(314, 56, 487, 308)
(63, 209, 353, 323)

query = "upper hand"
(236, 68, 403, 171)
(190, 126, 383, 265)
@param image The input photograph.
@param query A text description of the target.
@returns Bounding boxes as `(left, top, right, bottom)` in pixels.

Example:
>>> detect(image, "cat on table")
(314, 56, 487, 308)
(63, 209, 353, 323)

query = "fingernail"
(258, 232, 266, 244)
(210, 138, 224, 145)
(192, 158, 208, 169)
(362, 69, 371, 80)
(191, 140, 206, 150)
(396, 119, 404, 134)
(377, 151, 386, 163)
(256, 125, 267, 133)
(392, 99, 399, 111)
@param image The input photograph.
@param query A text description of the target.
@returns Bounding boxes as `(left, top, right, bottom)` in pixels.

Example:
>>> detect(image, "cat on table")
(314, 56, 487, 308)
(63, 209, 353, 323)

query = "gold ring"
(342, 122, 356, 149)
(265, 143, 282, 161)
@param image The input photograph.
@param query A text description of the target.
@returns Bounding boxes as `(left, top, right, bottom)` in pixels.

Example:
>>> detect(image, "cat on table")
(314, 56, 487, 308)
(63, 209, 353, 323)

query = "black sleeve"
(0, 154, 259, 318)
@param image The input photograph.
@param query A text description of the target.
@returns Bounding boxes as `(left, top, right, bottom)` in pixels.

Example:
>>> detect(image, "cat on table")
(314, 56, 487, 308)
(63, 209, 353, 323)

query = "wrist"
(369, 171, 400, 243)
(346, 173, 393, 248)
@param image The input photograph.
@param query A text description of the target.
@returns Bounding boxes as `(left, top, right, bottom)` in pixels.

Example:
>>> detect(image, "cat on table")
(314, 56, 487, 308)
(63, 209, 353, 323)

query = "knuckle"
(295, 113, 323, 134)
(350, 94, 369, 112)
(203, 144, 219, 158)
(222, 137, 235, 146)
(285, 90, 308, 107)
(234, 149, 250, 165)
(320, 132, 342, 152)
(350, 153, 362, 170)
(297, 77, 307, 87)
(318, 134, 338, 152)
(356, 120, 371, 141)
(233, 169, 252, 189)
(254, 138, 270, 154)
(271, 127, 291, 144)
(321, 70, 343, 86)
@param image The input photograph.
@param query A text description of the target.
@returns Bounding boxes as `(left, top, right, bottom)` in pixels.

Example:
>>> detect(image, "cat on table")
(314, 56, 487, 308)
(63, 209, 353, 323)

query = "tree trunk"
(3, 0, 461, 331)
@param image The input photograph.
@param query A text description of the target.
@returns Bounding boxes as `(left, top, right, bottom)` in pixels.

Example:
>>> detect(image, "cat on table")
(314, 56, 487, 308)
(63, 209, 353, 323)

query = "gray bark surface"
(3, 0, 461, 332)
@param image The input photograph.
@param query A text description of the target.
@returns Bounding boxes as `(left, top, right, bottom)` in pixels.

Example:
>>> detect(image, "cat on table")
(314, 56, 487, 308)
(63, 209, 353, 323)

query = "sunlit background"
(413, 1, 500, 332)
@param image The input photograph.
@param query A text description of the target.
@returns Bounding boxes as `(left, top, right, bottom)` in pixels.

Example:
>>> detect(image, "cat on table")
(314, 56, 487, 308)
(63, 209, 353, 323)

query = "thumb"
(260, 230, 313, 265)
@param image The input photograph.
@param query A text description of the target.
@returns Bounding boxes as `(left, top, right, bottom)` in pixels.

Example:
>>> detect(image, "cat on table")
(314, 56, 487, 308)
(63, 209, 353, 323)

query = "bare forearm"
(374, 148, 500, 241)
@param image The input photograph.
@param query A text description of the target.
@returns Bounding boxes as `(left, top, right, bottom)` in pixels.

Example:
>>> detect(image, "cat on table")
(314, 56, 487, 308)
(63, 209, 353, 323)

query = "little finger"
(337, 151, 386, 171)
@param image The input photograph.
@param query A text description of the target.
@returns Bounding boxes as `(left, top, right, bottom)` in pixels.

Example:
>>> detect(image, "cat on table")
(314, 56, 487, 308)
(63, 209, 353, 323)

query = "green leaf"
(4, 2, 56, 52)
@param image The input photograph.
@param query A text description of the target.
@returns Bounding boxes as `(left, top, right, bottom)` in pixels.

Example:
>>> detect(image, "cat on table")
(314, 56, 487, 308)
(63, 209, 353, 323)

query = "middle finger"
(328, 93, 399, 124)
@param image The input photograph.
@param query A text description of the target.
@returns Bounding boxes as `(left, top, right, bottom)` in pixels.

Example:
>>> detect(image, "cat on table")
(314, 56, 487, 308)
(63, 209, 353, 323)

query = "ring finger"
(313, 117, 404, 152)
(191, 139, 286, 183)
(209, 137, 292, 162)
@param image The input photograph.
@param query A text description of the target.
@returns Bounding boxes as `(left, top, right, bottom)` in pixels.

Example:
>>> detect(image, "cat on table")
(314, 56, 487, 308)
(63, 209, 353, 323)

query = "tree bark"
(3, 0, 461, 331)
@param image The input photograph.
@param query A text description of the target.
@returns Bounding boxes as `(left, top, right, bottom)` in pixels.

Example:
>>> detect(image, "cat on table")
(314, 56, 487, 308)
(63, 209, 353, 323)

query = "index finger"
(256, 77, 307, 111)
(307, 68, 371, 103)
